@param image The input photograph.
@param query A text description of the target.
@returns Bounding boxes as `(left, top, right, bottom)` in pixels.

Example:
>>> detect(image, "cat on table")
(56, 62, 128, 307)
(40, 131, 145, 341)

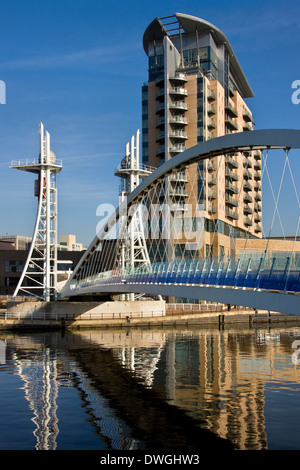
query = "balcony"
(243, 156, 252, 168)
(169, 73, 188, 83)
(156, 102, 165, 114)
(169, 87, 188, 97)
(253, 151, 261, 160)
(254, 160, 261, 170)
(243, 122, 252, 131)
(207, 104, 216, 115)
(226, 182, 239, 194)
(225, 194, 239, 207)
(156, 131, 165, 142)
(255, 224, 262, 233)
(169, 101, 188, 111)
(226, 168, 239, 181)
(207, 118, 216, 129)
(254, 182, 261, 191)
(208, 202, 217, 214)
(243, 180, 252, 191)
(243, 109, 252, 122)
(244, 205, 253, 215)
(254, 171, 261, 180)
(244, 193, 253, 203)
(225, 118, 239, 130)
(169, 188, 189, 198)
(156, 117, 165, 128)
(208, 176, 217, 186)
(169, 130, 188, 140)
(244, 216, 253, 226)
(207, 89, 216, 101)
(156, 88, 165, 99)
(226, 207, 239, 220)
(169, 116, 188, 126)
(156, 145, 165, 156)
(208, 189, 217, 199)
(243, 168, 252, 180)
(225, 103, 238, 118)
(255, 203, 262, 212)
(255, 192, 262, 201)
(254, 213, 262, 222)
(226, 155, 239, 169)
(170, 171, 188, 183)
(207, 160, 216, 172)
(170, 203, 188, 212)
(169, 144, 186, 154)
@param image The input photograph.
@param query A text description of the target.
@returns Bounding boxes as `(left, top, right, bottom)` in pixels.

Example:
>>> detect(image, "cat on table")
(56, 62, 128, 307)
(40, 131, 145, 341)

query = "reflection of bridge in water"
(6, 330, 231, 450)
(4, 326, 300, 450)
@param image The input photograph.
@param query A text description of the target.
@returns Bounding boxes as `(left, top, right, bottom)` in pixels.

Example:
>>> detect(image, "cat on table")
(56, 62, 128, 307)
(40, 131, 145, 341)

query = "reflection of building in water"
(161, 331, 268, 449)
(77, 329, 268, 449)
(69, 328, 300, 450)
(9, 328, 300, 450)
(160, 329, 300, 450)
(13, 348, 59, 450)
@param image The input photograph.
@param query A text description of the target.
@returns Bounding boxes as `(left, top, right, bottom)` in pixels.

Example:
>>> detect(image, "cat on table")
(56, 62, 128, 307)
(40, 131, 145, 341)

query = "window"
(5, 260, 23, 273)
(206, 244, 213, 258)
(5, 277, 19, 287)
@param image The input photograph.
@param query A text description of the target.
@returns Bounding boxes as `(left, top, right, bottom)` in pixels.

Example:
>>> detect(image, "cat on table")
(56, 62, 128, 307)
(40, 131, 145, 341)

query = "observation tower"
(114, 130, 154, 300)
(10, 123, 62, 301)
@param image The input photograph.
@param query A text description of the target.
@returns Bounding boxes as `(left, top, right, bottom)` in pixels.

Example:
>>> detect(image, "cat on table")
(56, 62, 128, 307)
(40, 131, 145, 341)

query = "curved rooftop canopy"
(143, 12, 254, 98)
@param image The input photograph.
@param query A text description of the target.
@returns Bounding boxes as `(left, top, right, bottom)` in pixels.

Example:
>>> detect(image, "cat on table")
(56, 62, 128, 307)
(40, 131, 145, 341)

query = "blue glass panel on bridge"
(285, 271, 300, 292)
(74, 251, 300, 298)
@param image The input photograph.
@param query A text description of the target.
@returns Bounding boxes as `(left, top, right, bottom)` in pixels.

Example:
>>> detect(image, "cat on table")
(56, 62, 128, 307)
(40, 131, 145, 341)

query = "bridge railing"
(73, 252, 300, 294)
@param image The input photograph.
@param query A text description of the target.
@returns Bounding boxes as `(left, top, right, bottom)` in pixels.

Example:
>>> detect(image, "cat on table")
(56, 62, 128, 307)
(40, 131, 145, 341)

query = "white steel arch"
(58, 129, 300, 314)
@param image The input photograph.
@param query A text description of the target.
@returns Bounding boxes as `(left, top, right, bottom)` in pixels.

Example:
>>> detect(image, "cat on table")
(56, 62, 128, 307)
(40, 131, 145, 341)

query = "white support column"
(10, 123, 62, 301)
(45, 130, 51, 302)
(114, 129, 153, 301)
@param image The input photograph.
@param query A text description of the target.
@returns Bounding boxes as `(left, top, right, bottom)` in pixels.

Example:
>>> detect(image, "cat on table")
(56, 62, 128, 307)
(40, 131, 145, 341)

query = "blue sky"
(0, 0, 299, 247)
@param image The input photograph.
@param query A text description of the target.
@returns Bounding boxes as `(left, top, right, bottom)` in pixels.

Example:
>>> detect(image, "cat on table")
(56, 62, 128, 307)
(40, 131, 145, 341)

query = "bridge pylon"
(114, 130, 154, 300)
(10, 123, 62, 301)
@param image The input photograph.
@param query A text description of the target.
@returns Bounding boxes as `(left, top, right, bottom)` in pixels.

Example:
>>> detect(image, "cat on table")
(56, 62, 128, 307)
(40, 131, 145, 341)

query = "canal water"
(0, 324, 300, 451)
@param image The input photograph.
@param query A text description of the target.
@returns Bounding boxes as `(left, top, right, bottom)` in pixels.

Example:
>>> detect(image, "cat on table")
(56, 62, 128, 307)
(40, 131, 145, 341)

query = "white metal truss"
(115, 130, 153, 300)
(59, 129, 300, 317)
(10, 123, 62, 301)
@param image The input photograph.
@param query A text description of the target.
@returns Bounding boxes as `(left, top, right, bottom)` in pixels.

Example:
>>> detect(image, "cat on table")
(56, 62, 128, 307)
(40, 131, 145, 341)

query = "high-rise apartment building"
(142, 13, 262, 261)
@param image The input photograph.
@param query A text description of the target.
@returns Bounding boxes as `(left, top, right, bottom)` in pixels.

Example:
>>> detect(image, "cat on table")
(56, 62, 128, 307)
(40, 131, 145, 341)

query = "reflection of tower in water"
(117, 346, 164, 388)
(167, 331, 268, 450)
(14, 348, 59, 450)
(11, 330, 167, 450)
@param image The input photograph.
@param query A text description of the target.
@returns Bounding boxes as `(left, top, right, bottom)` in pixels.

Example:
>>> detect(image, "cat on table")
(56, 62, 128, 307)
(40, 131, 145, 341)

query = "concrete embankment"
(0, 299, 300, 331)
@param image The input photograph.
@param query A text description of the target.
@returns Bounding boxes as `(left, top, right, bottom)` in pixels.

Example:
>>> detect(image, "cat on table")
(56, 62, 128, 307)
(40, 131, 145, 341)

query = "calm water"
(0, 324, 300, 451)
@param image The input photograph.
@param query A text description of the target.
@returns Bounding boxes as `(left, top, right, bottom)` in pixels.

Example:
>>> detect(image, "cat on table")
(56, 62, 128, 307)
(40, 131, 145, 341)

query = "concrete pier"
(1, 299, 300, 330)
(4, 299, 165, 319)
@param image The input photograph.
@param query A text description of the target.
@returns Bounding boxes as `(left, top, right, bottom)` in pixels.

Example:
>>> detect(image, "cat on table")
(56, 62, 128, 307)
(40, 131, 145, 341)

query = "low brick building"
(0, 249, 84, 295)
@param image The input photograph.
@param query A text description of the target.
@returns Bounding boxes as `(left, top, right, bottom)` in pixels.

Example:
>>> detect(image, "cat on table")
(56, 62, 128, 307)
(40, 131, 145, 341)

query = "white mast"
(10, 123, 62, 301)
(114, 130, 153, 300)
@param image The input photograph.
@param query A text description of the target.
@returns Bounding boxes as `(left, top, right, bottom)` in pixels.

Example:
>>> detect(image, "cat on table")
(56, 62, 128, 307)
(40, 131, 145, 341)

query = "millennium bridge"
(54, 129, 300, 316)
(9, 125, 300, 317)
